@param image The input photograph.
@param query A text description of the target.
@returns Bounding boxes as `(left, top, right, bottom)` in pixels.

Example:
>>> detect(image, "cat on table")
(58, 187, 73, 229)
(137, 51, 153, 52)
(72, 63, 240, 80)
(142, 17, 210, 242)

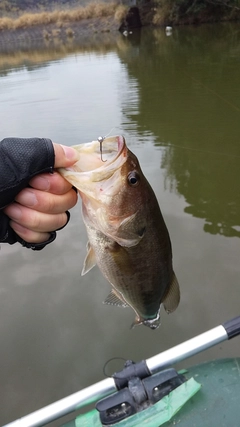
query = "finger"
(4, 203, 68, 232)
(53, 143, 80, 168)
(29, 171, 73, 195)
(14, 187, 78, 214)
(9, 221, 51, 244)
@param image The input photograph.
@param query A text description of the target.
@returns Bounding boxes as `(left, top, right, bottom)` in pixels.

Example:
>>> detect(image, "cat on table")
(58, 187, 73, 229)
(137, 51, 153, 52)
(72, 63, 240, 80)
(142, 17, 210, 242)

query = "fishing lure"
(98, 128, 116, 162)
(97, 136, 107, 162)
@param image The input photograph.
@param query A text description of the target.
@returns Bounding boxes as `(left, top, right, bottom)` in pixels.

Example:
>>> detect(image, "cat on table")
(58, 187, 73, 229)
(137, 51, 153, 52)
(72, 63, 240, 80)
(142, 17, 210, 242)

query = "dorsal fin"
(162, 272, 180, 313)
(103, 289, 128, 307)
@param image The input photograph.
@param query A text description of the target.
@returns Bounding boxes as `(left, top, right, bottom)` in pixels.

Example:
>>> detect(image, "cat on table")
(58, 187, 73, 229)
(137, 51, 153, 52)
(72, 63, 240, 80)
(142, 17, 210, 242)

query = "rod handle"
(223, 316, 240, 339)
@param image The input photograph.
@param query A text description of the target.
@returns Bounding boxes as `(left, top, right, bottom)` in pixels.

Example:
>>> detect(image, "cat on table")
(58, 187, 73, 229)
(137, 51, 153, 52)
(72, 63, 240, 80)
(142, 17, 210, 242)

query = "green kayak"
(3, 317, 240, 427)
(63, 358, 240, 427)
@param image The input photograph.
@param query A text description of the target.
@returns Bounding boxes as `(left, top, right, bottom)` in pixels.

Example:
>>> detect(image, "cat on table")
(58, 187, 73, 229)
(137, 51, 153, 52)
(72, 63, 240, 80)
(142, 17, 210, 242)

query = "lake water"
(0, 23, 240, 425)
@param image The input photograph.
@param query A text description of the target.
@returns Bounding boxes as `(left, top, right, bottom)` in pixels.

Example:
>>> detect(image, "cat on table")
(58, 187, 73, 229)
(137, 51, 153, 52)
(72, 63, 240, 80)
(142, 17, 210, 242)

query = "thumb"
(53, 143, 80, 168)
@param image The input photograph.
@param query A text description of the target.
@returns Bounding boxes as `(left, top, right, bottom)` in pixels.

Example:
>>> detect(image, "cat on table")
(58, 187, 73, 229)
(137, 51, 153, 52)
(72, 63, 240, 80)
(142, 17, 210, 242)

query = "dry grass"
(152, 1, 175, 26)
(114, 4, 128, 23)
(42, 28, 50, 39)
(0, 2, 118, 31)
(153, 9, 168, 26)
(0, 17, 13, 30)
(51, 28, 61, 37)
(65, 27, 74, 37)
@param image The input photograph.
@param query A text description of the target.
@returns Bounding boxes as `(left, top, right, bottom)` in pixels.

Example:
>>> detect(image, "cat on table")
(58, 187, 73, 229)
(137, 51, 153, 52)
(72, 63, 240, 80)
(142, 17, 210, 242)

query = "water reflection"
(0, 29, 122, 76)
(1, 23, 240, 426)
(162, 145, 240, 238)
(118, 24, 240, 238)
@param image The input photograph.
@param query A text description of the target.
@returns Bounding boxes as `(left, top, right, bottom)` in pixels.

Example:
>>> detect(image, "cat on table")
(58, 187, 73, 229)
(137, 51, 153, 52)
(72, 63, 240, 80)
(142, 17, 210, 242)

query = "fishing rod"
(3, 316, 240, 427)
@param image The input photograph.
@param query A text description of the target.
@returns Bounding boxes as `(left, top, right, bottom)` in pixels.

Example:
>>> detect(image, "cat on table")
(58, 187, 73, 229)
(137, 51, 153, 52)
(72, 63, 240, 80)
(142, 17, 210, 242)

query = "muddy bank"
(0, 2, 154, 55)
(0, 16, 121, 55)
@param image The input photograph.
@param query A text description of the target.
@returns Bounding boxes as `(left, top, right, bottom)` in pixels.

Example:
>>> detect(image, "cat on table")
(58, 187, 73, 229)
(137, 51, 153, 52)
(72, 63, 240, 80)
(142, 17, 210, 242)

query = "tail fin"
(163, 272, 180, 314)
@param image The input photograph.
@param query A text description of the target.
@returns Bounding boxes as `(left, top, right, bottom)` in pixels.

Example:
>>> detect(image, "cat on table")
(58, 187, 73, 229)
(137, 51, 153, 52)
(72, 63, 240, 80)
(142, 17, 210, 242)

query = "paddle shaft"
(3, 316, 240, 427)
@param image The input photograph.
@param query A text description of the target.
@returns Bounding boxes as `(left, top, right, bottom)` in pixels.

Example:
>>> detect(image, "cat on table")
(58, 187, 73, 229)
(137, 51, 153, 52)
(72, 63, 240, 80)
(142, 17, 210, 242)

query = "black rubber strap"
(0, 211, 18, 244)
(17, 211, 71, 250)
(0, 210, 70, 250)
(16, 231, 57, 251)
(56, 210, 70, 231)
(223, 316, 240, 339)
(113, 360, 151, 390)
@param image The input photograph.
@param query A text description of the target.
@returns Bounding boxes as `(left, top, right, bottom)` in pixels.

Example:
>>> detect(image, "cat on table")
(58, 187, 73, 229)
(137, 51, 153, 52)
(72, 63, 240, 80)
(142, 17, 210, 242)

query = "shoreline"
(0, 16, 120, 54)
(1, 2, 240, 57)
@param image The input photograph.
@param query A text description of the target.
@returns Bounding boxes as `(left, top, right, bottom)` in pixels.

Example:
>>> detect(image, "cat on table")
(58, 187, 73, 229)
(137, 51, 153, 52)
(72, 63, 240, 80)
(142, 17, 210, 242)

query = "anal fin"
(162, 272, 180, 314)
(104, 289, 128, 308)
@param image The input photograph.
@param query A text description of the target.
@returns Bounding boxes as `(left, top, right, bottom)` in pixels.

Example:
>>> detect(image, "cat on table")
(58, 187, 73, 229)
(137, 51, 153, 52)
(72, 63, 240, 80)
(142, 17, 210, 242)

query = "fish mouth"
(58, 135, 128, 199)
(142, 318, 161, 330)
(69, 135, 127, 175)
(58, 135, 128, 195)
(132, 310, 161, 330)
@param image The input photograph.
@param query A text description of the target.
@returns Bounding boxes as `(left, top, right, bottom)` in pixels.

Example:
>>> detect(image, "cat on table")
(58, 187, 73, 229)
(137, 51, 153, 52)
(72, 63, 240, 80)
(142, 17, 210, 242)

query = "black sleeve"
(0, 137, 54, 208)
(0, 137, 57, 250)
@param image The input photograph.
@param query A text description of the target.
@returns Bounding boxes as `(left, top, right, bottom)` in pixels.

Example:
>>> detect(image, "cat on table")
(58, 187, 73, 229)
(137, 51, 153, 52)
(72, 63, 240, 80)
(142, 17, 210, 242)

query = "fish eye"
(128, 171, 140, 187)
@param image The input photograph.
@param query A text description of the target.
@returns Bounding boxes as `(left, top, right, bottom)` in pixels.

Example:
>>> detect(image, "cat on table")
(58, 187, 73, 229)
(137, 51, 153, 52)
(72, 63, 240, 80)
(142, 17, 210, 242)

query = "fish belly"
(84, 221, 172, 322)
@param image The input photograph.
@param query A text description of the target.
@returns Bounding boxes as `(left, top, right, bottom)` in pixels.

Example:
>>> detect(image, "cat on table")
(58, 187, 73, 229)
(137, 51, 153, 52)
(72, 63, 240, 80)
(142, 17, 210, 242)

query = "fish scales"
(59, 135, 180, 329)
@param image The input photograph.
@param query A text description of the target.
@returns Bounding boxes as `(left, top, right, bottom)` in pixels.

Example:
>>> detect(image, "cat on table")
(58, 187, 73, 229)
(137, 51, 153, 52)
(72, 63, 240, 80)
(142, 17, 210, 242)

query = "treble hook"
(98, 136, 107, 162)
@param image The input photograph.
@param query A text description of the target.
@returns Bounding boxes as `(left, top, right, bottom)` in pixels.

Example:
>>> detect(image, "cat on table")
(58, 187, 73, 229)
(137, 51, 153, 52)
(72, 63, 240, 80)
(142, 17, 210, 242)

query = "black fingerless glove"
(0, 137, 65, 250)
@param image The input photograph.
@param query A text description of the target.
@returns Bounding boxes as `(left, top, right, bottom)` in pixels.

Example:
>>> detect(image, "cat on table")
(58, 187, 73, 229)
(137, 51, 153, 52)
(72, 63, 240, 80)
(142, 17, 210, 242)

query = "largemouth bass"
(59, 135, 180, 329)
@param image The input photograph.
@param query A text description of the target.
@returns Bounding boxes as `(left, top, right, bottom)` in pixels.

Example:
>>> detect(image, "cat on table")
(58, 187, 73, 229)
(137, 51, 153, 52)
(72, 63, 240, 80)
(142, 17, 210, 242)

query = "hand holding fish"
(59, 135, 180, 329)
(0, 138, 79, 249)
(4, 143, 79, 244)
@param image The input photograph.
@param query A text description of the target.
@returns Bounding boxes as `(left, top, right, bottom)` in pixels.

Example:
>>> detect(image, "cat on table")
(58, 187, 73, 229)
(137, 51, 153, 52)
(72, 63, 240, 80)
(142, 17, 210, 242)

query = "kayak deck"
(62, 358, 240, 427)
(165, 357, 240, 427)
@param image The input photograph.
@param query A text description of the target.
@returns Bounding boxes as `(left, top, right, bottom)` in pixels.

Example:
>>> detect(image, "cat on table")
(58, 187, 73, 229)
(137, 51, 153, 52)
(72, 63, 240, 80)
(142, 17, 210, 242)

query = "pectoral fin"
(115, 214, 146, 247)
(162, 272, 180, 313)
(104, 289, 128, 308)
(81, 242, 96, 276)
(97, 210, 145, 248)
